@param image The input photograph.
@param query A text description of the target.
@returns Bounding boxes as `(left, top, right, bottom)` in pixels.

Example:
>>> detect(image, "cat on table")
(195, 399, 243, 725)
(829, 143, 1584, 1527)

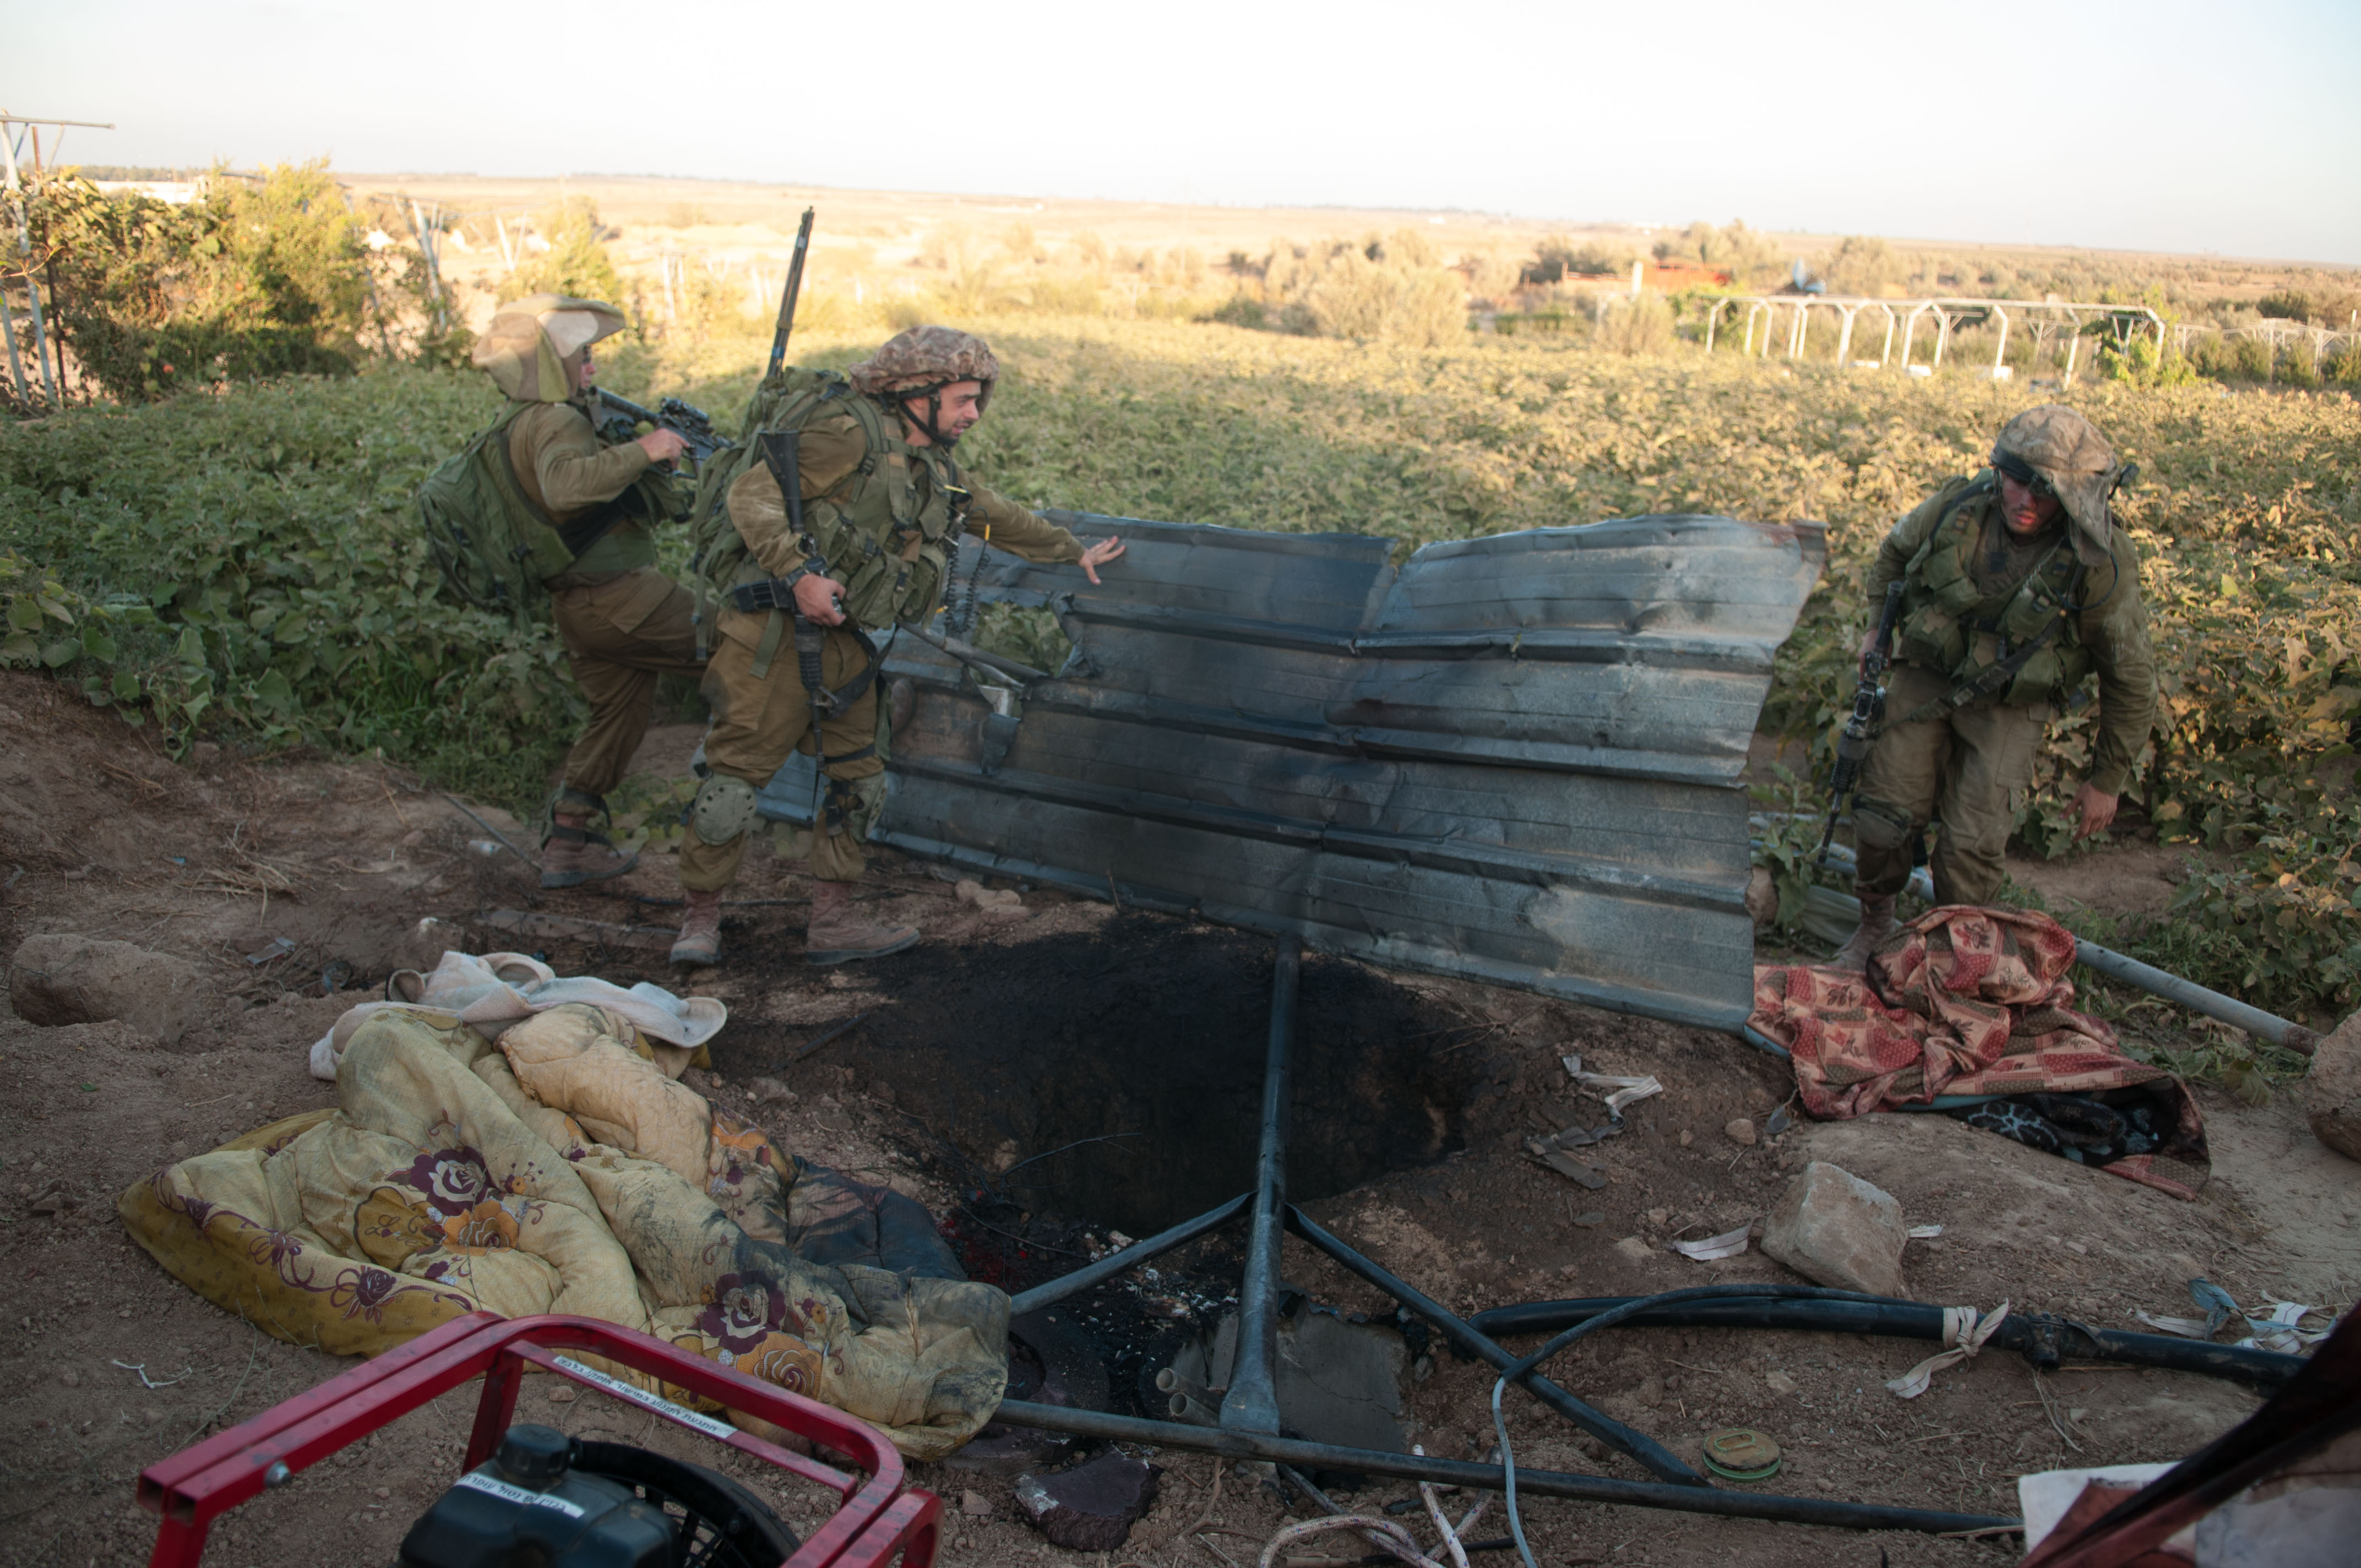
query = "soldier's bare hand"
(793, 571, 848, 627)
(637, 428, 690, 465)
(2071, 782, 2119, 840)
(1857, 627, 1881, 673)
(1077, 536, 1126, 586)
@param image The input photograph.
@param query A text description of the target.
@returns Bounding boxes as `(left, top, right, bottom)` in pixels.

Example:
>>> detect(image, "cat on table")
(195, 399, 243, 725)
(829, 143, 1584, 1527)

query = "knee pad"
(1852, 797, 1917, 853)
(688, 774, 759, 846)
(822, 772, 888, 840)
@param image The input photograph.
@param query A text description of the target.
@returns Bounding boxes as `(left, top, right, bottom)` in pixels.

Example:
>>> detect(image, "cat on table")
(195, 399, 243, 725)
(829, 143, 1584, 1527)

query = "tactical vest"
(692, 369, 970, 633)
(1891, 475, 2095, 709)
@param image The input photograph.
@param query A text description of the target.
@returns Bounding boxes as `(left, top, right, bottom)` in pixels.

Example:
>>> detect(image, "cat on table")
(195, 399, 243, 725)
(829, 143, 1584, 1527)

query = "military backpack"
(416, 402, 677, 631)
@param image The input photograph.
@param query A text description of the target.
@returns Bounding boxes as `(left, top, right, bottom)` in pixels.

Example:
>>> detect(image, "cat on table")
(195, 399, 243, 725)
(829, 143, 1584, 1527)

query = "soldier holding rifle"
(469, 294, 701, 888)
(1827, 405, 2158, 971)
(667, 324, 1126, 967)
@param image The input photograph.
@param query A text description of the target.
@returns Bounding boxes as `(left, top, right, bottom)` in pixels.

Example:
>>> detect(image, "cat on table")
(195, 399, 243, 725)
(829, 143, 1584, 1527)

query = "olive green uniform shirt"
(507, 399, 658, 581)
(725, 409, 1085, 590)
(1864, 481, 2158, 796)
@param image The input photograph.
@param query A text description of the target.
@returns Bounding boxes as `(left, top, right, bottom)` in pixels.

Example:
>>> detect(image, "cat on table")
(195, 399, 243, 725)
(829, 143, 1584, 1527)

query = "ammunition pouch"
(822, 772, 887, 841)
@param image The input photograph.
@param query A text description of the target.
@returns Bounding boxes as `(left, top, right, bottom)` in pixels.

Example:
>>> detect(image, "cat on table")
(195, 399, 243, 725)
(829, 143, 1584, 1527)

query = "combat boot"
(1829, 894, 1900, 973)
(670, 890, 723, 967)
(804, 881, 920, 966)
(541, 815, 638, 889)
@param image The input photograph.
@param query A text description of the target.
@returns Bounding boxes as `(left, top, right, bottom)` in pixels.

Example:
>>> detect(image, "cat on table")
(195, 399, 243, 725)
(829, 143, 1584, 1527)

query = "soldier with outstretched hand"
(470, 295, 702, 889)
(1829, 404, 2158, 972)
(668, 326, 1124, 967)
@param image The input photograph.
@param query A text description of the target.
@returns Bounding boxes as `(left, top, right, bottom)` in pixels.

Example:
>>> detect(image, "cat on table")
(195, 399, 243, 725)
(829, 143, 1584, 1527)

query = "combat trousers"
(1852, 662, 2049, 907)
(548, 568, 705, 802)
(677, 607, 886, 894)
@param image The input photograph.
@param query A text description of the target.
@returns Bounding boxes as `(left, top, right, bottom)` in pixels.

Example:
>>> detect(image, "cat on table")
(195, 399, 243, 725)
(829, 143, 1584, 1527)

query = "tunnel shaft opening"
(714, 915, 1483, 1238)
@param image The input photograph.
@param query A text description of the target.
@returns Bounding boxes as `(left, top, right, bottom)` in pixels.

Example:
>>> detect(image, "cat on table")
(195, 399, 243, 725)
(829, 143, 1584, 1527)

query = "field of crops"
(3, 318, 2355, 1017)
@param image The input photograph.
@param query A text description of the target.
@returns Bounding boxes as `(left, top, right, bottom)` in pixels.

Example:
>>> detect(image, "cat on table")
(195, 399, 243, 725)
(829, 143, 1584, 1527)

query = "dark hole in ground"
(712, 912, 1485, 1238)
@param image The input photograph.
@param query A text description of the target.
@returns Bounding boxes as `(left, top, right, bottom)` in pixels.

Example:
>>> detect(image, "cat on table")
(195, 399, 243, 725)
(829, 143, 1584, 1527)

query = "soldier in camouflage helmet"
(470, 294, 701, 889)
(1829, 404, 2158, 970)
(668, 325, 1126, 966)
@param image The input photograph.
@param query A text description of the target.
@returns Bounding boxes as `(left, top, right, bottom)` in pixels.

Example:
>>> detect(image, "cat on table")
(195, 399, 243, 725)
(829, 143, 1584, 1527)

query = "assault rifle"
(1815, 579, 1907, 867)
(594, 389, 731, 465)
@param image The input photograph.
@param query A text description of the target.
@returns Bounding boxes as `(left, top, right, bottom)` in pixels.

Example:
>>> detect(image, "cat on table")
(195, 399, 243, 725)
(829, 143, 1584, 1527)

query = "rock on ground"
(7, 933, 204, 1044)
(1012, 1450, 1161, 1551)
(2300, 1011, 2361, 1162)
(1762, 1160, 1908, 1298)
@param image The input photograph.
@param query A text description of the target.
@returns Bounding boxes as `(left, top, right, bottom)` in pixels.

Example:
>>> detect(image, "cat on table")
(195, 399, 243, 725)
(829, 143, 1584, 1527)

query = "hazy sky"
(12, 0, 2359, 263)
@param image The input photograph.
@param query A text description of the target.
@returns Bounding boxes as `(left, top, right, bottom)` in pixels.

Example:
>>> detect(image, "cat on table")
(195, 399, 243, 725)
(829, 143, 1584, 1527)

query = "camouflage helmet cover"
(847, 325, 1000, 398)
(471, 293, 628, 402)
(1992, 404, 2121, 564)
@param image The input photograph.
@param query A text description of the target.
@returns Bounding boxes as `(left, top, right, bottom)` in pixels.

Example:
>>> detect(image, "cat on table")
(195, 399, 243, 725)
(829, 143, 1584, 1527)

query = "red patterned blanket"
(1750, 906, 2209, 1200)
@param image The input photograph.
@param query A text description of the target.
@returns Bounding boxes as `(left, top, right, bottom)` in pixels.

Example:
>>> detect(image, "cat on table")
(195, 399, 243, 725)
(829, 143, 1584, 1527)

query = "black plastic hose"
(1470, 1294, 2303, 1388)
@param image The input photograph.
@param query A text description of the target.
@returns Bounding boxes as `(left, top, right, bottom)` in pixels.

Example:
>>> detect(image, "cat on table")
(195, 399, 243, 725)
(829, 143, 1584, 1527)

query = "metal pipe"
(1, 129, 57, 405)
(1221, 937, 1300, 1435)
(2072, 938, 2319, 1055)
(1007, 1192, 1249, 1316)
(0, 279, 25, 401)
(989, 1400, 2018, 1536)
(1286, 1206, 1706, 1486)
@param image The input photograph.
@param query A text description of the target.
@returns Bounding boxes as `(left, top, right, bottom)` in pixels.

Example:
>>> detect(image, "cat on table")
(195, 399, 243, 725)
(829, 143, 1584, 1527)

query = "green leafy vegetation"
(0, 367, 579, 806)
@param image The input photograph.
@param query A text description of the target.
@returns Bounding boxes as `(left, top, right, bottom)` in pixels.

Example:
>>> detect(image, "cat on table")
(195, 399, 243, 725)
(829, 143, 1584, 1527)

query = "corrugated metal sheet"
(757, 510, 1825, 1032)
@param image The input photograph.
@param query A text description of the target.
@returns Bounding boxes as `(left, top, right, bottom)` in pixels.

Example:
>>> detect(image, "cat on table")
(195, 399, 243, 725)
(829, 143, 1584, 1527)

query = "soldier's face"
(571, 349, 597, 393)
(910, 381, 986, 442)
(1998, 472, 2062, 536)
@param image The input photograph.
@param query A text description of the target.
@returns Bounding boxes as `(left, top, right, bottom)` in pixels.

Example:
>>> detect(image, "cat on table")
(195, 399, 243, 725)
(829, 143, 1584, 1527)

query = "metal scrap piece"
(758, 510, 1824, 1029)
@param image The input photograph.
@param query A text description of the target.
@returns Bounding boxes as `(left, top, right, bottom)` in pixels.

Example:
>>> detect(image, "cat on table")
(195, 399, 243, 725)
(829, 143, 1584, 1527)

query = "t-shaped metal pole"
(1220, 935, 1300, 1435)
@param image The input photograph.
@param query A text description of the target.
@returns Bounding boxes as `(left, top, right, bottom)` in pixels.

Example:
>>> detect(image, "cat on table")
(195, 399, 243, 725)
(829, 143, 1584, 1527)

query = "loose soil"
(1, 672, 2353, 1568)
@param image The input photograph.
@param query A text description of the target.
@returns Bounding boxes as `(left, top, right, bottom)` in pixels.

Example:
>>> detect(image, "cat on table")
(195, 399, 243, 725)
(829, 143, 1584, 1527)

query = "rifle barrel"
(768, 207, 816, 380)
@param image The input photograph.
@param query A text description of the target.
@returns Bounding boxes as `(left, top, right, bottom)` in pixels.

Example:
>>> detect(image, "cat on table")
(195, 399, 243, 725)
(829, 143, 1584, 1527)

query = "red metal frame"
(136, 1312, 938, 1568)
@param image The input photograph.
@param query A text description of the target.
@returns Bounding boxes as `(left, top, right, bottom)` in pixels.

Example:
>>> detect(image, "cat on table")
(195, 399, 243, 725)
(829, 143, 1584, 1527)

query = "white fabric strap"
(1887, 1301, 2011, 1398)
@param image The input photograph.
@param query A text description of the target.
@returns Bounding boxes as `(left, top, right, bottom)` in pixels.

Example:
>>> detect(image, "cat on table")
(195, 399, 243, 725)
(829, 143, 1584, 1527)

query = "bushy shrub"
(1242, 233, 1466, 347)
(34, 163, 395, 400)
(1592, 293, 1674, 356)
(501, 198, 625, 309)
(1819, 236, 1901, 297)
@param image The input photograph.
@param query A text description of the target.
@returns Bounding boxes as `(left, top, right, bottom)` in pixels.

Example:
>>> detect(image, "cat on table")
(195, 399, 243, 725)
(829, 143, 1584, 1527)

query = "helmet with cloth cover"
(1990, 404, 2124, 568)
(847, 325, 999, 446)
(471, 292, 628, 402)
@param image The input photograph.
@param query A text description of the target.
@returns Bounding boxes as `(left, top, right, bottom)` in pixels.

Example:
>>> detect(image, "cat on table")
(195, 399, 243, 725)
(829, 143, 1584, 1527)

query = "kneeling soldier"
(670, 326, 1125, 966)
(470, 295, 702, 888)
(1831, 404, 2158, 970)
